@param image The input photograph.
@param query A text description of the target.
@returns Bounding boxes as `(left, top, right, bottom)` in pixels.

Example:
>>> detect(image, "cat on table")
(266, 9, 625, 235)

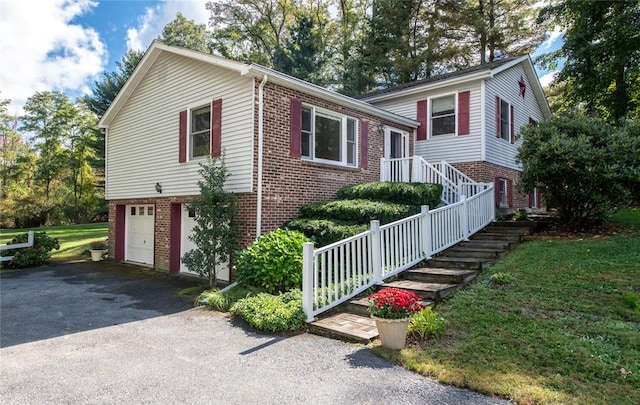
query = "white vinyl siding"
(371, 82, 482, 164)
(485, 65, 545, 170)
(106, 52, 254, 200)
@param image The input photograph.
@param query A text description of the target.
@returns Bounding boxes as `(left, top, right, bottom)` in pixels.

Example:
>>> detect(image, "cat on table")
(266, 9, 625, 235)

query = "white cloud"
(540, 26, 564, 51)
(0, 0, 106, 115)
(539, 71, 558, 88)
(126, 0, 211, 52)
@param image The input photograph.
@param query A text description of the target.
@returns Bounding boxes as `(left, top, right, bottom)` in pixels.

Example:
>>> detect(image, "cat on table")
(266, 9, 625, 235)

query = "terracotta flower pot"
(90, 250, 103, 262)
(371, 315, 410, 350)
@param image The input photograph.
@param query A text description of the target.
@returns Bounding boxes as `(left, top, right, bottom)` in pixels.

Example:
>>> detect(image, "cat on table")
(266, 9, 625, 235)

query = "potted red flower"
(89, 240, 107, 261)
(367, 287, 424, 349)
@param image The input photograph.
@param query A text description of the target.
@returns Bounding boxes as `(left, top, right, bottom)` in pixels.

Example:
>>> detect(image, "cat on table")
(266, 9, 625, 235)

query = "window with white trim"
(498, 178, 508, 207)
(499, 99, 510, 141)
(301, 105, 358, 166)
(190, 105, 210, 159)
(430, 94, 456, 136)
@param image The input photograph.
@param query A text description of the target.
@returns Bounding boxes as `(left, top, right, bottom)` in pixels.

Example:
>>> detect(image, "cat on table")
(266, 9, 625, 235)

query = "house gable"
(105, 50, 255, 199)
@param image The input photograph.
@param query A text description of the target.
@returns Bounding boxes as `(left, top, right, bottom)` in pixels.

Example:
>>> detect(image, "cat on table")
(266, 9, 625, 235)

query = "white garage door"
(126, 205, 155, 265)
(180, 204, 229, 281)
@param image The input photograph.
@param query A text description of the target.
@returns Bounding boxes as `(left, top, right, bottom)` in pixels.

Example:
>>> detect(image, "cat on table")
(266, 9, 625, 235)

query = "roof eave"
(360, 70, 492, 103)
(246, 65, 419, 128)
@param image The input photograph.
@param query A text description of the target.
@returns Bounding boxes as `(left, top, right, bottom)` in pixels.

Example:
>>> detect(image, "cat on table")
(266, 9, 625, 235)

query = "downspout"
(256, 74, 268, 239)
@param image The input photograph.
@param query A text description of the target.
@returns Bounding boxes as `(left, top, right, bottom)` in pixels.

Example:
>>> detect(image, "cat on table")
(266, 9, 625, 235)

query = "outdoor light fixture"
(155, 182, 162, 193)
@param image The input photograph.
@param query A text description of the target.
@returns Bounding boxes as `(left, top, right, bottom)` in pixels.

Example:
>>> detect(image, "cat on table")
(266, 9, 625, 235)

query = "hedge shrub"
(337, 182, 443, 207)
(235, 229, 310, 294)
(230, 289, 305, 332)
(283, 218, 369, 247)
(298, 199, 421, 225)
(1, 232, 60, 269)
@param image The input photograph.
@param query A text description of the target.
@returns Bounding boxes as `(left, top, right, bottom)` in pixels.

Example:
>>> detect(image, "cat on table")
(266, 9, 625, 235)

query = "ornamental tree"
(182, 157, 241, 288)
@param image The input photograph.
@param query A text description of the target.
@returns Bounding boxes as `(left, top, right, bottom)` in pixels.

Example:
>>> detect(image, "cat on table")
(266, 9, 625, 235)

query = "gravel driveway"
(0, 262, 510, 404)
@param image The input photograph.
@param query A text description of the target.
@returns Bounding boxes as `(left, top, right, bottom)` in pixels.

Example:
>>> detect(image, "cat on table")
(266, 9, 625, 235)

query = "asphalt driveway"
(0, 262, 511, 404)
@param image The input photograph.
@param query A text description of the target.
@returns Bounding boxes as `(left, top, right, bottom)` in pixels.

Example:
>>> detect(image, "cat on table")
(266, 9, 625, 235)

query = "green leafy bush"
(299, 199, 420, 225)
(235, 229, 310, 294)
(408, 307, 446, 339)
(512, 209, 529, 221)
(1, 232, 60, 269)
(337, 182, 443, 207)
(622, 292, 640, 312)
(195, 285, 259, 311)
(283, 218, 369, 247)
(489, 272, 514, 286)
(517, 113, 640, 226)
(230, 289, 305, 332)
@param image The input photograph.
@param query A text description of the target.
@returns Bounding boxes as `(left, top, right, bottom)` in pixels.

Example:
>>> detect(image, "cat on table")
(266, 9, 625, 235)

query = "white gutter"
(256, 74, 268, 239)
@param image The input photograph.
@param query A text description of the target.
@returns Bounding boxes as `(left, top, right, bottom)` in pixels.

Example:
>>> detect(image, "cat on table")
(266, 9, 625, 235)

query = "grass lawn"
(0, 222, 108, 261)
(375, 208, 640, 404)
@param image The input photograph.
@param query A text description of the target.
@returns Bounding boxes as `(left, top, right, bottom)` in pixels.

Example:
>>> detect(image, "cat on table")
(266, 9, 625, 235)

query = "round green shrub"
(230, 289, 305, 332)
(235, 229, 310, 294)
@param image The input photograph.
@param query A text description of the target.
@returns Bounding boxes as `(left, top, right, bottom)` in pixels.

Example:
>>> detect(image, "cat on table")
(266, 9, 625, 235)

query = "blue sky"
(0, 0, 563, 116)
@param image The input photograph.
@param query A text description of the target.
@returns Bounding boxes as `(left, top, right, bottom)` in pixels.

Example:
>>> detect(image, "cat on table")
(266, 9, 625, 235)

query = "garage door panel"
(126, 205, 154, 265)
(180, 205, 229, 281)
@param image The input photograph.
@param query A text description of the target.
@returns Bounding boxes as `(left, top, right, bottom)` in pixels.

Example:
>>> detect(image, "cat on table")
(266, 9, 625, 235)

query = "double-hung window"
(498, 178, 508, 207)
(430, 95, 456, 136)
(301, 105, 358, 166)
(499, 99, 510, 141)
(190, 105, 211, 159)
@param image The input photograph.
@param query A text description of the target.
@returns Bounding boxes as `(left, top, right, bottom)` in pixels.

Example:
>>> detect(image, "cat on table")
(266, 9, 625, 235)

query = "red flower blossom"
(367, 287, 424, 319)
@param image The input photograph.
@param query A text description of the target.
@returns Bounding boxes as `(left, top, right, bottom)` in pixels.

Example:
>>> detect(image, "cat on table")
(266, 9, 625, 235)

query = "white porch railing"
(302, 184, 494, 322)
(381, 157, 486, 205)
(0, 231, 35, 262)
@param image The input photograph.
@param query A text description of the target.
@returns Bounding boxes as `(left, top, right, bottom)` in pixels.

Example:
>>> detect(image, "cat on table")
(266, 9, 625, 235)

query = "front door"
(126, 205, 155, 265)
(384, 128, 409, 181)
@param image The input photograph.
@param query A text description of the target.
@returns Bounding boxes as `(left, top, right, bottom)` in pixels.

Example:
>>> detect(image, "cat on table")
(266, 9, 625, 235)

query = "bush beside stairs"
(308, 220, 538, 343)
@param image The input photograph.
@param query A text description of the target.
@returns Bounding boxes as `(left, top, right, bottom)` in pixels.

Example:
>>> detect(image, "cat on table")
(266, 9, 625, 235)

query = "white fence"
(0, 231, 35, 262)
(381, 157, 485, 205)
(302, 184, 494, 322)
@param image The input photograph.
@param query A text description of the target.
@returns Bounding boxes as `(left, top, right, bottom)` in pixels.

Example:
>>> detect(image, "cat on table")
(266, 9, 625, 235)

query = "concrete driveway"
(0, 262, 510, 404)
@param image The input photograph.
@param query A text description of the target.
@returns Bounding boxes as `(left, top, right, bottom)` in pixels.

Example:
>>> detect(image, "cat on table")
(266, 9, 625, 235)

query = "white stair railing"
(302, 185, 495, 322)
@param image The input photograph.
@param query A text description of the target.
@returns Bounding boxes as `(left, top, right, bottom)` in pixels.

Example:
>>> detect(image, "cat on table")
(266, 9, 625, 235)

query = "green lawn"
(0, 222, 108, 261)
(376, 208, 640, 404)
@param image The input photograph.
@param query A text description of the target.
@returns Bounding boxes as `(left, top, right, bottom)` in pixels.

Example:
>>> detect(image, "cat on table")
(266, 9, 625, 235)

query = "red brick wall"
(451, 161, 534, 210)
(107, 82, 414, 272)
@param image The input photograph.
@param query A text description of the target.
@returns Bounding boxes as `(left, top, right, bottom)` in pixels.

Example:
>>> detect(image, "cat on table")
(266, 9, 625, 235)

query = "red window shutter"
(211, 99, 222, 157)
(495, 96, 501, 138)
(528, 193, 533, 208)
(494, 177, 500, 207)
(457, 91, 470, 135)
(115, 205, 125, 261)
(507, 179, 514, 207)
(510, 104, 515, 143)
(290, 98, 302, 157)
(169, 203, 182, 274)
(360, 120, 368, 169)
(416, 100, 427, 140)
(536, 189, 542, 207)
(179, 110, 187, 163)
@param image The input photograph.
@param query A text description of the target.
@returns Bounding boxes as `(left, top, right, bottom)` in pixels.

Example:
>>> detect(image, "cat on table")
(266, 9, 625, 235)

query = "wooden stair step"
(309, 312, 378, 343)
(492, 220, 538, 229)
(383, 279, 460, 301)
(427, 256, 492, 270)
(459, 240, 513, 250)
(471, 232, 522, 242)
(403, 267, 478, 284)
(483, 226, 533, 235)
(443, 246, 507, 259)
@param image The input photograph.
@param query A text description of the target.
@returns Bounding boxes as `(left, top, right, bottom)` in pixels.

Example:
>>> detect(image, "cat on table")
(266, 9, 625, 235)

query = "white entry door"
(384, 127, 410, 181)
(126, 205, 155, 265)
(180, 204, 229, 281)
